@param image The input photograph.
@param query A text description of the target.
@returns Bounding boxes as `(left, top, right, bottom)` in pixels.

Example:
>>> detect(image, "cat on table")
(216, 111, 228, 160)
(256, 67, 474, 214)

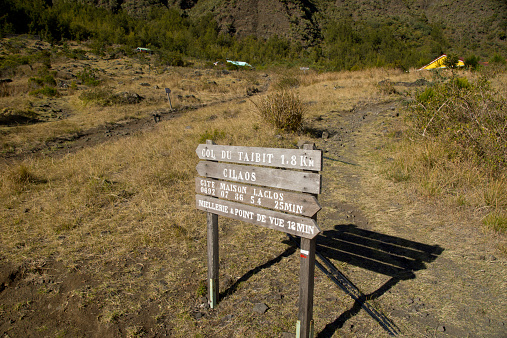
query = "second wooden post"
(297, 143, 319, 337)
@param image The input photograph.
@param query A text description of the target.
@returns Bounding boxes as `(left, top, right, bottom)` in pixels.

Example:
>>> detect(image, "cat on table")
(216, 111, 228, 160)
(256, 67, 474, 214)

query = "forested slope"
(1, 0, 506, 70)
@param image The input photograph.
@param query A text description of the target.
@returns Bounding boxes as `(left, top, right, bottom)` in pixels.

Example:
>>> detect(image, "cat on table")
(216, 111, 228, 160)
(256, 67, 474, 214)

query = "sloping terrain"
(1, 40, 506, 337)
(49, 0, 507, 56)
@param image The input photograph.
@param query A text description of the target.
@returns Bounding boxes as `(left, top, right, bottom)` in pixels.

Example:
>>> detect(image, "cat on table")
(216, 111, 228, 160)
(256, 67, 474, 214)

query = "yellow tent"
(418, 54, 465, 70)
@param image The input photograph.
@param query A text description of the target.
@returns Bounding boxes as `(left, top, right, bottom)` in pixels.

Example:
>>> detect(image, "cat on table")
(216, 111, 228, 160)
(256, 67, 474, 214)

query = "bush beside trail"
(385, 72, 507, 233)
(253, 91, 305, 133)
(410, 76, 506, 176)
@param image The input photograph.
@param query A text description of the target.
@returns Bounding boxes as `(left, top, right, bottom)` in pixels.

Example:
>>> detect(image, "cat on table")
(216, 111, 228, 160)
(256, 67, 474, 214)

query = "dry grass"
(379, 71, 507, 234)
(1, 37, 505, 336)
(0, 43, 269, 155)
(0, 41, 370, 334)
(0, 74, 300, 334)
(0, 101, 284, 261)
(252, 90, 306, 132)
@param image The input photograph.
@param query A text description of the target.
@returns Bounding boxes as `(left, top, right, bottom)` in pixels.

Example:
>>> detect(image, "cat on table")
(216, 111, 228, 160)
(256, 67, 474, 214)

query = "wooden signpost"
(165, 88, 173, 110)
(196, 195, 319, 239)
(195, 140, 322, 337)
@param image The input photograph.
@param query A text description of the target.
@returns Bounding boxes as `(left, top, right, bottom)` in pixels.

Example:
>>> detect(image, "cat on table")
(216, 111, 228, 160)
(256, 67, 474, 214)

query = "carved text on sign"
(196, 195, 321, 239)
(196, 144, 322, 171)
(196, 178, 321, 217)
(196, 161, 321, 194)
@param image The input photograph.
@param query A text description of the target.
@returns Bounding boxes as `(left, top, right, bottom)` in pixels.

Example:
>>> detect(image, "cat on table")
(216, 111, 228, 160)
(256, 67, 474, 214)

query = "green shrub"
(29, 86, 58, 97)
(410, 77, 507, 175)
(226, 63, 240, 71)
(77, 68, 101, 86)
(453, 77, 470, 89)
(416, 87, 436, 104)
(155, 52, 190, 67)
(28, 77, 44, 87)
(198, 129, 226, 143)
(29, 74, 56, 88)
(253, 91, 306, 132)
(490, 53, 506, 64)
(65, 48, 88, 60)
(443, 54, 460, 69)
(0, 54, 31, 76)
(464, 55, 480, 70)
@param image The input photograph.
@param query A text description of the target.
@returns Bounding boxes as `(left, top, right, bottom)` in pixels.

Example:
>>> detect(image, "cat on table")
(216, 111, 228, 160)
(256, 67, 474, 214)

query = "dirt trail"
(0, 95, 255, 164)
(308, 100, 506, 337)
(0, 94, 505, 337)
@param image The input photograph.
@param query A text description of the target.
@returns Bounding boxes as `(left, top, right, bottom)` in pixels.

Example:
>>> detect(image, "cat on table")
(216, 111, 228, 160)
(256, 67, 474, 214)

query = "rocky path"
(0, 93, 260, 164)
(307, 100, 506, 337)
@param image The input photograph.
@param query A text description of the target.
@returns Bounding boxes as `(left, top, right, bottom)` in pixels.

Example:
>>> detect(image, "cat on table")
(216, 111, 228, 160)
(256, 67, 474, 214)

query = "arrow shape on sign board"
(196, 194, 321, 239)
(195, 144, 322, 171)
(195, 177, 321, 217)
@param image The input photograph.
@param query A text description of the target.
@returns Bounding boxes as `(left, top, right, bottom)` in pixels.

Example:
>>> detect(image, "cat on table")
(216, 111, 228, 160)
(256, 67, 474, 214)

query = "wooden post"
(206, 140, 219, 309)
(207, 211, 219, 308)
(165, 88, 173, 110)
(297, 143, 319, 338)
(297, 237, 316, 338)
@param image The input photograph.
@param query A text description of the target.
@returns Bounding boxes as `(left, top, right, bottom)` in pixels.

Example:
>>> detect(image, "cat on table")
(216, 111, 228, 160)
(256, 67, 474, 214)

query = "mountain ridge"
(3, 0, 506, 69)
(56, 0, 506, 57)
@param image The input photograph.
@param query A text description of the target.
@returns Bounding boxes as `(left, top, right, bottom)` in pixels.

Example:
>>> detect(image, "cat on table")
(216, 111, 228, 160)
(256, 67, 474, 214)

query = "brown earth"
(0, 55, 506, 336)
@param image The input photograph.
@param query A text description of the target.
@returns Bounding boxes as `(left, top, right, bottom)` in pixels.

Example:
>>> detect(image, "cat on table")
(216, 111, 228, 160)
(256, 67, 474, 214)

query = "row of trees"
(1, 0, 503, 70)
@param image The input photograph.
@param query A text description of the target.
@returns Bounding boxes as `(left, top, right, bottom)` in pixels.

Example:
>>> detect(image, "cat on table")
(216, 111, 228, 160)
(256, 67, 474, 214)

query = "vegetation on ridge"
(1, 0, 506, 71)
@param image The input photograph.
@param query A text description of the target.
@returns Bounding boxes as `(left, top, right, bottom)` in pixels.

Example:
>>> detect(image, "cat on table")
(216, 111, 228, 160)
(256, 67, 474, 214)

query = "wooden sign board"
(196, 161, 321, 194)
(196, 144, 322, 171)
(196, 177, 321, 217)
(196, 141, 321, 337)
(196, 194, 321, 239)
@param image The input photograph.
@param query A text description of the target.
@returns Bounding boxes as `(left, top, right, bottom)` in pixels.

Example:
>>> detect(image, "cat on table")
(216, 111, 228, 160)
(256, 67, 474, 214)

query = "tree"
(443, 54, 460, 69)
(464, 55, 480, 70)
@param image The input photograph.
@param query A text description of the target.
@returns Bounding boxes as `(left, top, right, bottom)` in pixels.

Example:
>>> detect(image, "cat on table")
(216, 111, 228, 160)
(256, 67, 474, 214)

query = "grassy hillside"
(0, 35, 506, 336)
(1, 0, 506, 70)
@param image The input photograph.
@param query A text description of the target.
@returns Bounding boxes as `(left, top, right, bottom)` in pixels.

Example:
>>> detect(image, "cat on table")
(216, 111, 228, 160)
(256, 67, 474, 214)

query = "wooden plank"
(196, 144, 322, 171)
(196, 161, 321, 195)
(196, 195, 321, 239)
(195, 177, 321, 217)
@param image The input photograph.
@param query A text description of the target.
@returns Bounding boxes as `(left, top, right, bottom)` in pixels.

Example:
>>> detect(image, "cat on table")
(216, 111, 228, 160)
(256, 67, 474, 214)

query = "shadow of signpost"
(219, 244, 296, 299)
(214, 224, 443, 336)
(316, 224, 444, 337)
